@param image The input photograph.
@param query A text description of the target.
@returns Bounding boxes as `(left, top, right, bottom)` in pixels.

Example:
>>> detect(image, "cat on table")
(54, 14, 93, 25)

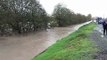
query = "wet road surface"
(90, 24, 107, 60)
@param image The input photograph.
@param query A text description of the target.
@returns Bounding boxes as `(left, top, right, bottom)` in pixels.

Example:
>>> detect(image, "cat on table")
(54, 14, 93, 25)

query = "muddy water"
(0, 21, 91, 60)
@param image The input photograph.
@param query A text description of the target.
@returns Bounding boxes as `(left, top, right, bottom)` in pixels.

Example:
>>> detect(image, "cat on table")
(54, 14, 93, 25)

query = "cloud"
(39, 0, 107, 17)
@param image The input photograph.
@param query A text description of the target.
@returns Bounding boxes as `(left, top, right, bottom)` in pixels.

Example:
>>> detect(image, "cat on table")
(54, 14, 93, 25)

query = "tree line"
(52, 4, 92, 27)
(0, 0, 92, 36)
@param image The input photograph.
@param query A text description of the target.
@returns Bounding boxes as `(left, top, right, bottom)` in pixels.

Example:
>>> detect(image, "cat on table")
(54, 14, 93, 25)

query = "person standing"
(102, 19, 107, 36)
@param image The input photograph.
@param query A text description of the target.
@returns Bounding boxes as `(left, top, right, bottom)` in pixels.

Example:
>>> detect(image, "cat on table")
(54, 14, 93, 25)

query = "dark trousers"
(103, 27, 107, 35)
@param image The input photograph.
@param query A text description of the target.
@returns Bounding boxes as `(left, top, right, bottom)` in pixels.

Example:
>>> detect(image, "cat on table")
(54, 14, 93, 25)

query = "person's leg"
(105, 24, 107, 35)
(105, 28, 107, 35)
(103, 27, 106, 35)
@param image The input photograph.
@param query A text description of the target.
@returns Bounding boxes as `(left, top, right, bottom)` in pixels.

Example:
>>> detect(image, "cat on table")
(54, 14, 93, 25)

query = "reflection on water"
(0, 21, 91, 60)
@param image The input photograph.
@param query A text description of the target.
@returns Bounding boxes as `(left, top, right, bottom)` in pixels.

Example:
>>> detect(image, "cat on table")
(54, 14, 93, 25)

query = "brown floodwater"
(0, 21, 91, 60)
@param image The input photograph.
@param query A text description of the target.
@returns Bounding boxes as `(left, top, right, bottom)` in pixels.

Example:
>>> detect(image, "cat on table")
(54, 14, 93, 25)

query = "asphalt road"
(90, 24, 107, 60)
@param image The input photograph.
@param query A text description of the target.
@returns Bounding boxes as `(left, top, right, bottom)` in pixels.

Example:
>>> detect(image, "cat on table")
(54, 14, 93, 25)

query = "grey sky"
(39, 0, 107, 17)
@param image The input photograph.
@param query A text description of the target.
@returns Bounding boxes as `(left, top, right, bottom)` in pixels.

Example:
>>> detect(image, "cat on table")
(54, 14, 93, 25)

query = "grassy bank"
(33, 23, 96, 60)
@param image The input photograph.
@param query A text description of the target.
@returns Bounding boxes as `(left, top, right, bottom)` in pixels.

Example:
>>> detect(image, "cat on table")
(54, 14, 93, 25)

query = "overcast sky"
(39, 0, 107, 17)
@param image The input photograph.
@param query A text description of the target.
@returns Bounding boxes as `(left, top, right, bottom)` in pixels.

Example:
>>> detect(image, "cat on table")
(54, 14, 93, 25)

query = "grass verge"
(33, 22, 97, 60)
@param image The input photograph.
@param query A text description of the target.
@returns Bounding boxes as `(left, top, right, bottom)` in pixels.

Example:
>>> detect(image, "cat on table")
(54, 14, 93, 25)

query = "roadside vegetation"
(52, 4, 92, 27)
(0, 0, 91, 36)
(33, 23, 97, 60)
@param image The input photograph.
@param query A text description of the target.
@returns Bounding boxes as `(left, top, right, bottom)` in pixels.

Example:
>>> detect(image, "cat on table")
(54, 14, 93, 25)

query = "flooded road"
(0, 21, 91, 60)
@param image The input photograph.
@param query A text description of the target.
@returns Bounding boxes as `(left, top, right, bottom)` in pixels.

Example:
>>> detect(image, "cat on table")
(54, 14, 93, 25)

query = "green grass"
(33, 22, 97, 60)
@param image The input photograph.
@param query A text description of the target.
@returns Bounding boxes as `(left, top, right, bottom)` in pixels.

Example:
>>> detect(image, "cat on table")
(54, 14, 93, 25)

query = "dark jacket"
(102, 20, 107, 29)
